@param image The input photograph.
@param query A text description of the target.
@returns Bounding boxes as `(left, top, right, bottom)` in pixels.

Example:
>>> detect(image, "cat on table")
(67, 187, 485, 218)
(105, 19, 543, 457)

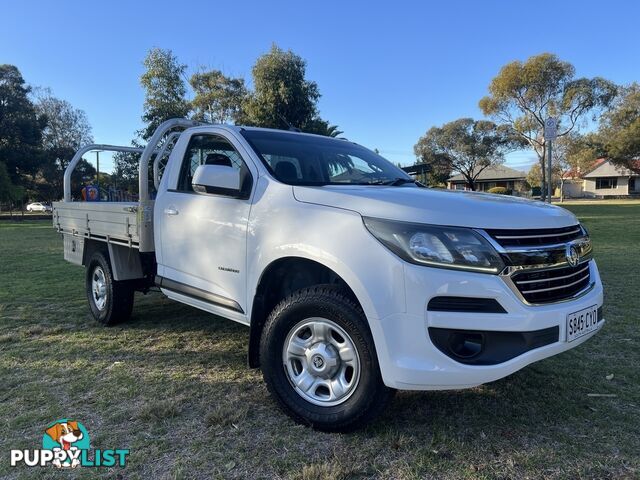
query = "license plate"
(566, 305, 599, 342)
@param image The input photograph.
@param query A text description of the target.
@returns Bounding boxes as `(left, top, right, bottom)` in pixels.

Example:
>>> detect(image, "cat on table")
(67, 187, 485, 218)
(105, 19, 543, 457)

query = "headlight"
(363, 217, 505, 273)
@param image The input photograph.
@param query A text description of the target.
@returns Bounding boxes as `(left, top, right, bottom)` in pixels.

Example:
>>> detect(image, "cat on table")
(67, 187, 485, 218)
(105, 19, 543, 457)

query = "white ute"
(53, 118, 604, 431)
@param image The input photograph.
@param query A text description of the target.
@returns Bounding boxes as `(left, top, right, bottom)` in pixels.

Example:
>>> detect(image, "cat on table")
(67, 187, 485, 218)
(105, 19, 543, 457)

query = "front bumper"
(370, 260, 604, 390)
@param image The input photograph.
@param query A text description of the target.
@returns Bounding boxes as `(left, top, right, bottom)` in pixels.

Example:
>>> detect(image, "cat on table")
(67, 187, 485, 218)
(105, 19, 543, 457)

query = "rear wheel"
(86, 251, 134, 326)
(260, 285, 394, 431)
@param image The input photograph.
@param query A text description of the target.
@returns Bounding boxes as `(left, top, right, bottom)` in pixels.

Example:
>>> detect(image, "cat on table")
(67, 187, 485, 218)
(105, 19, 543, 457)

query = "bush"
(487, 186, 509, 195)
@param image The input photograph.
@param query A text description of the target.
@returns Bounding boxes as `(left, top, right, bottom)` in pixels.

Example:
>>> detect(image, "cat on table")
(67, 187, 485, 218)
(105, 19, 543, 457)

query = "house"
(447, 165, 527, 193)
(581, 158, 640, 197)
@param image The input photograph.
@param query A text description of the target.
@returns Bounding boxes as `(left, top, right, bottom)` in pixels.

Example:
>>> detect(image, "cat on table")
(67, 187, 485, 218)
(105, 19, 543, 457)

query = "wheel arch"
(81, 239, 152, 284)
(82, 239, 108, 267)
(247, 256, 373, 368)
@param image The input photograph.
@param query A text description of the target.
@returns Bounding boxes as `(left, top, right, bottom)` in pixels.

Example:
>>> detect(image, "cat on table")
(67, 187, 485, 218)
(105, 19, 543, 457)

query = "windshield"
(240, 129, 413, 186)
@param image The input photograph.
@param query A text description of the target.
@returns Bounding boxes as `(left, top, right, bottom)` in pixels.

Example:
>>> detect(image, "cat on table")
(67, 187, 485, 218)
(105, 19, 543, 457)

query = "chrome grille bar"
(494, 228, 581, 240)
(514, 264, 590, 285)
(520, 273, 591, 294)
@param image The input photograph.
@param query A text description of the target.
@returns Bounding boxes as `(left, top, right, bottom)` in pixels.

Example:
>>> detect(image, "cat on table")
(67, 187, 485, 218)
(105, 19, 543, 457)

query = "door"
(156, 131, 254, 315)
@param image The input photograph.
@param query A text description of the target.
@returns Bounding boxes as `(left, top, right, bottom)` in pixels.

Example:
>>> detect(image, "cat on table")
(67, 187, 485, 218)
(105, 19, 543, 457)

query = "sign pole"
(547, 140, 553, 203)
(544, 117, 557, 204)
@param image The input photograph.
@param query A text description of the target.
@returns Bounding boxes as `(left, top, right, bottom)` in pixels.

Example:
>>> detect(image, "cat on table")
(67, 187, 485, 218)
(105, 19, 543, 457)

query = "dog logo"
(566, 244, 580, 267)
(42, 419, 90, 468)
(10, 419, 129, 468)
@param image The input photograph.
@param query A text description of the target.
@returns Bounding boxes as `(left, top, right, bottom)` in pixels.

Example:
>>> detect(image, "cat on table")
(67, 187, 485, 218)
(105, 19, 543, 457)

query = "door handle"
(164, 207, 179, 216)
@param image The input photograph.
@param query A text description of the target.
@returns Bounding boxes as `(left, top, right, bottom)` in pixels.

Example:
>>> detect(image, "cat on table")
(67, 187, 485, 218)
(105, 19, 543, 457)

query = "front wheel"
(86, 251, 134, 326)
(260, 286, 394, 431)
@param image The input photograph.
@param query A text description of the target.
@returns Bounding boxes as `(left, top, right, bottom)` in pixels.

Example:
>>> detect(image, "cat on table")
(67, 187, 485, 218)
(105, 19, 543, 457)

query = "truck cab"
(53, 119, 604, 431)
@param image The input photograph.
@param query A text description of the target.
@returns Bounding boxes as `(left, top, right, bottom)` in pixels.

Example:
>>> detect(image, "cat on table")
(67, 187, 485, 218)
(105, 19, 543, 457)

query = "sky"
(2, 0, 639, 173)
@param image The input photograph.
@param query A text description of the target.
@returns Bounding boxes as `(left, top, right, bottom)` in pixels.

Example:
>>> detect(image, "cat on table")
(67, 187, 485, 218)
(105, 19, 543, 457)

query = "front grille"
(511, 263, 591, 303)
(486, 225, 583, 247)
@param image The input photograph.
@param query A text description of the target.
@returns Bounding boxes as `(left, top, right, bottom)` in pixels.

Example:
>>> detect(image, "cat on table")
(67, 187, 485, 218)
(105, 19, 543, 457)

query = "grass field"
(1, 203, 639, 479)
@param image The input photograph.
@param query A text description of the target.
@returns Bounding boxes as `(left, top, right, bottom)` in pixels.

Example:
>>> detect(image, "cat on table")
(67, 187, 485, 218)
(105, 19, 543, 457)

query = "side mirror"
(192, 164, 241, 196)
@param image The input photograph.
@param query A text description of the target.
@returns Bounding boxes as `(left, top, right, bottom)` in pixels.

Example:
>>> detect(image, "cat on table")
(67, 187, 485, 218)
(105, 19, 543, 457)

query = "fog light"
(448, 332, 484, 359)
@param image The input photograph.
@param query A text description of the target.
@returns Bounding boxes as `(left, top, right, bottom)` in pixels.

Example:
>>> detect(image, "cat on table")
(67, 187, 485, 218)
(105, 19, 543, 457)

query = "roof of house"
(562, 158, 606, 179)
(448, 164, 526, 182)
(583, 158, 640, 178)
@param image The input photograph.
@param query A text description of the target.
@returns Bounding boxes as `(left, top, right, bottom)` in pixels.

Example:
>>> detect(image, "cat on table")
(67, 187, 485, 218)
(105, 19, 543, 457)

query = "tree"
(70, 159, 97, 198)
(0, 160, 24, 212)
(112, 149, 141, 194)
(303, 118, 343, 137)
(479, 53, 617, 200)
(586, 83, 640, 172)
(139, 48, 190, 140)
(243, 45, 321, 131)
(242, 45, 341, 136)
(526, 133, 596, 200)
(415, 160, 451, 187)
(555, 134, 597, 201)
(34, 88, 93, 200)
(113, 48, 190, 191)
(527, 163, 558, 189)
(0, 64, 45, 185)
(414, 118, 519, 191)
(35, 89, 92, 166)
(0, 161, 14, 201)
(190, 69, 247, 124)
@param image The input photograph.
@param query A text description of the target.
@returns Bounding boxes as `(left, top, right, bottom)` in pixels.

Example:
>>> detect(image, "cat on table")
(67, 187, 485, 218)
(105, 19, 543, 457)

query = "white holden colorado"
(53, 119, 603, 431)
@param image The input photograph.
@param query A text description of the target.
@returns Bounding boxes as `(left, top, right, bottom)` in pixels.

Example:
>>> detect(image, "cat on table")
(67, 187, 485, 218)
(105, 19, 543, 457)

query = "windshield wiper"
(368, 177, 416, 186)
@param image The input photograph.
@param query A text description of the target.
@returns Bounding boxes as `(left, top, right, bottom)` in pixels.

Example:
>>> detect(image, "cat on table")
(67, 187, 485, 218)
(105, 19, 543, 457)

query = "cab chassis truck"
(53, 118, 604, 431)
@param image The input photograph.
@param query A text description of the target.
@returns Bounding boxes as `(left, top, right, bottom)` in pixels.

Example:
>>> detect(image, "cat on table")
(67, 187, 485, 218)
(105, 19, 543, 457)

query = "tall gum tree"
(479, 53, 617, 200)
(139, 48, 190, 141)
(242, 44, 341, 136)
(115, 48, 190, 191)
(243, 45, 319, 130)
(190, 69, 247, 124)
(34, 88, 93, 200)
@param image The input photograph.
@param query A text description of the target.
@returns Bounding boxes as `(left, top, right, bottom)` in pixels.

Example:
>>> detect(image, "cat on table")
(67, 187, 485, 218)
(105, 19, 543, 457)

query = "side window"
(176, 134, 249, 193)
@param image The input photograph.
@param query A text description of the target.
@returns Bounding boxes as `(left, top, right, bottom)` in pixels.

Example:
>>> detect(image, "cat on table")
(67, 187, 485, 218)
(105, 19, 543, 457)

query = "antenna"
(277, 113, 301, 132)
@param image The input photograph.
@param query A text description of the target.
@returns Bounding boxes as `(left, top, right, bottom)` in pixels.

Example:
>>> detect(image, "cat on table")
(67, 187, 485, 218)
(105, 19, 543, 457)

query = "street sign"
(544, 117, 557, 141)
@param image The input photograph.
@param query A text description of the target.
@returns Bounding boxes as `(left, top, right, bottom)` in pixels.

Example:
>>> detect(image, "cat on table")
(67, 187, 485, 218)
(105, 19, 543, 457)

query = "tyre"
(86, 250, 134, 326)
(260, 285, 394, 431)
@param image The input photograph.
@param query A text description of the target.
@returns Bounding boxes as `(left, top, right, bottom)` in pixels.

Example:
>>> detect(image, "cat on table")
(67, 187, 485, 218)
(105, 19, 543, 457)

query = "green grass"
(1, 203, 639, 479)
